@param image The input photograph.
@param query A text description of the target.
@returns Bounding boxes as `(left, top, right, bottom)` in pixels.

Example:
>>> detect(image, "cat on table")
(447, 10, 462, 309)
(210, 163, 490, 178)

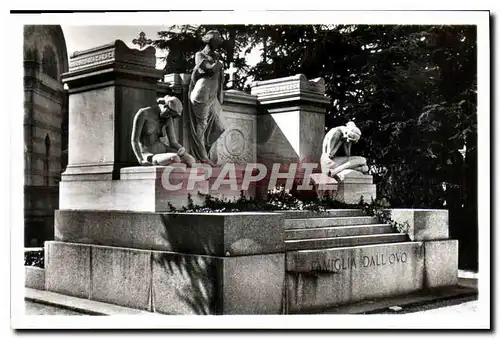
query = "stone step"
(280, 209, 367, 219)
(285, 216, 379, 229)
(285, 224, 395, 240)
(285, 233, 409, 251)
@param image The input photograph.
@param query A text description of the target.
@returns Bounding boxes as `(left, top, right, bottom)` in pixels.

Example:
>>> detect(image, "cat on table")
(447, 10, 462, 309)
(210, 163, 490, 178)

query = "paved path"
(25, 300, 88, 315)
(25, 270, 480, 316)
(410, 300, 478, 315)
(25, 298, 479, 316)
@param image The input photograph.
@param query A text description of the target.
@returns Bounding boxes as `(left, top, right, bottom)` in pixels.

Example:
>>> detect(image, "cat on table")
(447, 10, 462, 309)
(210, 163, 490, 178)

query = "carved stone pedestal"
(251, 74, 330, 167)
(334, 169, 377, 204)
(61, 40, 163, 181)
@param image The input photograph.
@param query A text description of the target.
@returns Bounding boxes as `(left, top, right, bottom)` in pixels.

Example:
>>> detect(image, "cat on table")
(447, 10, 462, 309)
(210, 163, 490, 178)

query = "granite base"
(44, 241, 285, 315)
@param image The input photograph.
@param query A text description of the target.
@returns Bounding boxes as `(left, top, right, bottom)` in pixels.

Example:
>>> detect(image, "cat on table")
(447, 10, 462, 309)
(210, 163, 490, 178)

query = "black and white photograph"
(5, 7, 491, 331)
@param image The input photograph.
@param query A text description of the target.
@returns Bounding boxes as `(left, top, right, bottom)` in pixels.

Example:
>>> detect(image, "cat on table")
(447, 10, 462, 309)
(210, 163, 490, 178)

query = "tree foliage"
(153, 25, 478, 268)
(153, 25, 256, 90)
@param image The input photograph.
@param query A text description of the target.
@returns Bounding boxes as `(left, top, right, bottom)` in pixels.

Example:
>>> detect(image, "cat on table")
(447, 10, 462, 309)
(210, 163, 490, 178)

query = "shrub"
(25, 249, 44, 268)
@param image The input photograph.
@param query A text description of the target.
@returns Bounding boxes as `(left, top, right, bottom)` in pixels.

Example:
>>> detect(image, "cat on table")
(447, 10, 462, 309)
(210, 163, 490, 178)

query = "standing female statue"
(187, 30, 225, 166)
(321, 121, 369, 178)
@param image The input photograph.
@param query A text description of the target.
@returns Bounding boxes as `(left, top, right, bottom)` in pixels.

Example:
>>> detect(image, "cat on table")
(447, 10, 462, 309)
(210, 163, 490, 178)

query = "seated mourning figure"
(131, 95, 196, 167)
(320, 121, 369, 178)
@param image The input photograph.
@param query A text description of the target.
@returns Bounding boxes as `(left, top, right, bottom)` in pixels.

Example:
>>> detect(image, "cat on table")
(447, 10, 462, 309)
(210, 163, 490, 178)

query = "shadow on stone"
(152, 214, 220, 315)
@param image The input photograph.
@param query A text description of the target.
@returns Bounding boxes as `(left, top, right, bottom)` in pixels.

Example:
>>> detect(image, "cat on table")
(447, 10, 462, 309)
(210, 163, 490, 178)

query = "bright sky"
(61, 25, 262, 72)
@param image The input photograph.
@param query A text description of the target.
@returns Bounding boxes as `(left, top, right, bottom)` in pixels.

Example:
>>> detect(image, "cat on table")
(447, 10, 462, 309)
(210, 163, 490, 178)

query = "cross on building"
(132, 32, 152, 49)
(225, 62, 238, 89)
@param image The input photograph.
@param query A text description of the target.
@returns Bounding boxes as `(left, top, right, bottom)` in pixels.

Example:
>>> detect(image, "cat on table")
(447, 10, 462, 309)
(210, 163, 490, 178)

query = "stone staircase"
(284, 209, 409, 251)
(283, 209, 415, 313)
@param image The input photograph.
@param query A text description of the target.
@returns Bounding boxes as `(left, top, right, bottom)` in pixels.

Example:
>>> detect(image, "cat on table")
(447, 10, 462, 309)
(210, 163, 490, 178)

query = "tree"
(249, 24, 478, 268)
(153, 25, 256, 90)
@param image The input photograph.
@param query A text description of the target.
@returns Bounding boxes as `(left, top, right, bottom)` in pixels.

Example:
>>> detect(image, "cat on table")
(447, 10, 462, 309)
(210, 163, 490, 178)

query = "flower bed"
(169, 187, 409, 234)
(169, 187, 359, 213)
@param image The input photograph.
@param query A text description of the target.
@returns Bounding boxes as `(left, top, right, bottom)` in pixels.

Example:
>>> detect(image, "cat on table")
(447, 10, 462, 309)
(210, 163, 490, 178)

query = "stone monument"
(59, 41, 219, 211)
(33, 38, 460, 317)
(47, 40, 286, 314)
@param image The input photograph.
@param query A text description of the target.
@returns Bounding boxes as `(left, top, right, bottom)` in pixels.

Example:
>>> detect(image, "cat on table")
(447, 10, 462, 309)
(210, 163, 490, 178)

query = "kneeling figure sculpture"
(320, 121, 369, 178)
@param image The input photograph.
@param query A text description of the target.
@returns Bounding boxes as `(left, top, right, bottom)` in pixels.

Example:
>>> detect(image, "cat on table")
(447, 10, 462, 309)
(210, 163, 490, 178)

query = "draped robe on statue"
(186, 51, 225, 163)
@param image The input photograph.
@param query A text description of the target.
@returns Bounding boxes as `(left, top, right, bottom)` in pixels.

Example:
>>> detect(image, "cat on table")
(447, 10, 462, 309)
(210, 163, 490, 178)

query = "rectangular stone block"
(152, 251, 285, 315)
(59, 179, 155, 210)
(335, 169, 373, 184)
(45, 241, 91, 299)
(59, 177, 207, 212)
(60, 165, 258, 212)
(90, 245, 152, 310)
(55, 210, 284, 256)
(286, 242, 424, 312)
(25, 266, 45, 290)
(152, 251, 220, 315)
(222, 253, 285, 314)
(66, 87, 116, 170)
(252, 74, 329, 165)
(61, 40, 163, 181)
(299, 110, 325, 164)
(335, 183, 376, 205)
(216, 93, 258, 165)
(389, 209, 449, 241)
(424, 240, 458, 288)
(309, 173, 338, 198)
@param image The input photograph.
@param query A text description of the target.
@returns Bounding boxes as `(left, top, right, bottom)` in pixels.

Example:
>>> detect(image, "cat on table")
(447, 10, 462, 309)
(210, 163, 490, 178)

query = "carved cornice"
(253, 83, 300, 95)
(250, 74, 327, 101)
(63, 40, 162, 88)
(164, 73, 191, 86)
(223, 89, 258, 107)
(62, 61, 164, 88)
(69, 40, 156, 70)
(70, 50, 115, 69)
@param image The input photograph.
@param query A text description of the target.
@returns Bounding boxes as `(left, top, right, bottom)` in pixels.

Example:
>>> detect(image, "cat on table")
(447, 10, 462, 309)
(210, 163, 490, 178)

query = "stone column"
(251, 74, 330, 167)
(61, 40, 164, 181)
(216, 89, 258, 166)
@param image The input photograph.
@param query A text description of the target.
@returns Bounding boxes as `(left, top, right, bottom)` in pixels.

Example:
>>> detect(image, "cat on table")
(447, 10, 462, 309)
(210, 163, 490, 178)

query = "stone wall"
(23, 25, 69, 246)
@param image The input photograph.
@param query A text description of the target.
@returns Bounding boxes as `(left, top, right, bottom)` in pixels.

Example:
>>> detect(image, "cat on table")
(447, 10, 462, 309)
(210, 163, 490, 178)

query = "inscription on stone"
(70, 51, 115, 68)
(310, 252, 408, 272)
